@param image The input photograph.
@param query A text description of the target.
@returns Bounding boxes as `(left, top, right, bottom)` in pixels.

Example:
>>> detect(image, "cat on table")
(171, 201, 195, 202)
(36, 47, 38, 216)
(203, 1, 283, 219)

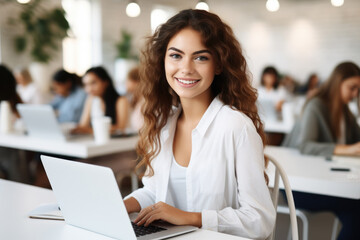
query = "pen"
(330, 167, 350, 172)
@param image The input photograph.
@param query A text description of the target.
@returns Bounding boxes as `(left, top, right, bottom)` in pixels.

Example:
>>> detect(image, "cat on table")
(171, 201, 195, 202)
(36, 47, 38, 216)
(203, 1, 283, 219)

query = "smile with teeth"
(176, 78, 200, 85)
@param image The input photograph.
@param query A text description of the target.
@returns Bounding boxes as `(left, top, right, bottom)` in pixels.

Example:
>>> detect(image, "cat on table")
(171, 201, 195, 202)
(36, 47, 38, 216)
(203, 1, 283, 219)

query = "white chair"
(267, 154, 340, 240)
(266, 154, 299, 240)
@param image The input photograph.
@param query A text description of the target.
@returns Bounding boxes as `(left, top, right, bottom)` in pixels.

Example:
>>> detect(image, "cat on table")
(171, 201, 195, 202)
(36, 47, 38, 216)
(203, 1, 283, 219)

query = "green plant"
(116, 29, 136, 59)
(8, 0, 70, 63)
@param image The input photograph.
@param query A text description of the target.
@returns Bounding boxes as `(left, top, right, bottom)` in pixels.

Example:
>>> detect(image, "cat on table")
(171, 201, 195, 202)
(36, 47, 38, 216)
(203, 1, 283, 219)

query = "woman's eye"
(169, 54, 181, 59)
(195, 56, 209, 61)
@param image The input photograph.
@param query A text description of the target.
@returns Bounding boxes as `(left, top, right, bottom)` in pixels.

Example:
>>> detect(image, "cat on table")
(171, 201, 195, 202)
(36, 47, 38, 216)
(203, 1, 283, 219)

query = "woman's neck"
(179, 94, 213, 127)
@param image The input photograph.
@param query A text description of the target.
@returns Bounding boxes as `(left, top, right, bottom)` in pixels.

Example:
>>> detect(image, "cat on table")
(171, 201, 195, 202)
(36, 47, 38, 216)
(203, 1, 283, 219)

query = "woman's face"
(52, 81, 72, 97)
(126, 78, 138, 94)
(263, 73, 276, 89)
(340, 76, 360, 104)
(164, 27, 219, 102)
(83, 72, 108, 97)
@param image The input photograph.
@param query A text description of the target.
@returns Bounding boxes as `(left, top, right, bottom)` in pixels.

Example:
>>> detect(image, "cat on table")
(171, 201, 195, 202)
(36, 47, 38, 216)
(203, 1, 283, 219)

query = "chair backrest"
(266, 154, 299, 240)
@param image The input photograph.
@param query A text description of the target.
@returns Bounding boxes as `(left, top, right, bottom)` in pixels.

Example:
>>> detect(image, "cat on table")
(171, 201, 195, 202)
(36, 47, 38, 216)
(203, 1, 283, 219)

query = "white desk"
(0, 179, 249, 240)
(0, 132, 138, 158)
(265, 146, 360, 199)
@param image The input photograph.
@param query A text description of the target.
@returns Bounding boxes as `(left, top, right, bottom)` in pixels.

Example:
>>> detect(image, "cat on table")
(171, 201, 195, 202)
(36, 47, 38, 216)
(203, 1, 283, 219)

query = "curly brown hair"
(137, 9, 266, 179)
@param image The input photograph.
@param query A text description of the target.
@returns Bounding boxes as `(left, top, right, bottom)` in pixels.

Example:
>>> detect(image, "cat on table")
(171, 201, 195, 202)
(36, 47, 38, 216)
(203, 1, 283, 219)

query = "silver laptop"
(40, 155, 198, 240)
(17, 104, 83, 141)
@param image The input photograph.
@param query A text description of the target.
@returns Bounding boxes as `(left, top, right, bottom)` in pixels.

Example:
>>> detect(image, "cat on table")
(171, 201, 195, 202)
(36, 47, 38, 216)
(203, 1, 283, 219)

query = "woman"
(0, 65, 22, 119)
(15, 68, 44, 104)
(72, 66, 129, 133)
(257, 66, 289, 112)
(51, 69, 87, 123)
(283, 62, 360, 156)
(125, 67, 144, 132)
(0, 64, 26, 182)
(124, 9, 275, 239)
(283, 61, 360, 239)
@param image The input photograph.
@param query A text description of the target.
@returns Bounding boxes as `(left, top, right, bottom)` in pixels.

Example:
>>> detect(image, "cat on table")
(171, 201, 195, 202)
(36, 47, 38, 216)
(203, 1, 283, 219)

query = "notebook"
(40, 155, 198, 240)
(17, 104, 86, 141)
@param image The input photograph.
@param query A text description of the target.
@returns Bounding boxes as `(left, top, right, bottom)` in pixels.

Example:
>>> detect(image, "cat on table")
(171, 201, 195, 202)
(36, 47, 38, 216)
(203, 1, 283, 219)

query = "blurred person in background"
(72, 66, 129, 134)
(282, 61, 360, 240)
(51, 69, 87, 123)
(126, 67, 144, 133)
(0, 64, 28, 182)
(15, 68, 45, 104)
(296, 73, 320, 98)
(257, 66, 290, 112)
(0, 64, 22, 119)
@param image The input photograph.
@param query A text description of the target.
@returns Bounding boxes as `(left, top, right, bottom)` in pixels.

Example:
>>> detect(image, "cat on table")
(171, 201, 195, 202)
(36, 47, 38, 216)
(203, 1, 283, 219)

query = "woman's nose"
(180, 58, 194, 75)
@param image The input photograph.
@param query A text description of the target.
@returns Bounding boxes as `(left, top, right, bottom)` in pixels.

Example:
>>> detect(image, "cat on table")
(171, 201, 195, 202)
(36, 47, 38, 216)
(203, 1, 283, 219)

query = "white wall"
(213, 0, 360, 85)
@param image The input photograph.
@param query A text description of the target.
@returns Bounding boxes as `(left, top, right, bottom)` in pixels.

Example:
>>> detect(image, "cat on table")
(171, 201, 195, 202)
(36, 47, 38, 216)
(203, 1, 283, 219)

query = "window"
(62, 0, 101, 75)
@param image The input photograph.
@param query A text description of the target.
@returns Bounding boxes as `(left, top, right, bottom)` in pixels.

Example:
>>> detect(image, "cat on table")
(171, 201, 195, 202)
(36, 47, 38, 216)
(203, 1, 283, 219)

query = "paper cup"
(91, 116, 111, 144)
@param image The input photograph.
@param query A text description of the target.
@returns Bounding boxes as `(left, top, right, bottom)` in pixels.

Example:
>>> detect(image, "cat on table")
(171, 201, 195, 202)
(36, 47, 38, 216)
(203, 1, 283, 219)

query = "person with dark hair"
(0, 64, 22, 118)
(296, 73, 320, 98)
(72, 66, 129, 134)
(50, 69, 86, 123)
(258, 66, 289, 112)
(283, 61, 360, 239)
(124, 9, 275, 239)
(0, 64, 26, 182)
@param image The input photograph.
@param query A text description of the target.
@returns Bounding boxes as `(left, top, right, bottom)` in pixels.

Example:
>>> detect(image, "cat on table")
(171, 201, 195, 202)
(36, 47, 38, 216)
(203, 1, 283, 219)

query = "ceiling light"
(195, 0, 209, 11)
(331, 0, 344, 7)
(266, 0, 280, 12)
(126, 1, 141, 18)
(17, 0, 31, 4)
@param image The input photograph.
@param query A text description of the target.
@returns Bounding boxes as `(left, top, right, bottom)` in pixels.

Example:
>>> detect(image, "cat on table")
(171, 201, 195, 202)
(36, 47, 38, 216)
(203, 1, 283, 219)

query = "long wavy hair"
(137, 9, 266, 179)
(306, 61, 360, 138)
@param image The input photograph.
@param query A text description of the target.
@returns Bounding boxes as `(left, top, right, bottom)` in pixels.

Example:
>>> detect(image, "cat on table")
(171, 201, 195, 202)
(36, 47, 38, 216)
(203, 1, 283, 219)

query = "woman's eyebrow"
(167, 47, 212, 55)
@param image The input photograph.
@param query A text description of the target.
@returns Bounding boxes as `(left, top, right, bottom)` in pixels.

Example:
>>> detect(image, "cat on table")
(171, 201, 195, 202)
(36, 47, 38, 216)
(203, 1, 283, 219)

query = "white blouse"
(257, 85, 289, 104)
(127, 96, 275, 239)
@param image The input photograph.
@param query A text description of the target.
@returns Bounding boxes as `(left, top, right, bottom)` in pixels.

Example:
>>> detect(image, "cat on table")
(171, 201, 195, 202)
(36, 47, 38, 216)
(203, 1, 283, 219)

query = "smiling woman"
(164, 28, 219, 102)
(123, 9, 276, 239)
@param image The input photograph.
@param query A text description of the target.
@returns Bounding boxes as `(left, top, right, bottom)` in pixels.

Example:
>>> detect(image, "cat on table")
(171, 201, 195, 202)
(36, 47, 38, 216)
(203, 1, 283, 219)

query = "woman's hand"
(133, 201, 202, 227)
(334, 142, 360, 156)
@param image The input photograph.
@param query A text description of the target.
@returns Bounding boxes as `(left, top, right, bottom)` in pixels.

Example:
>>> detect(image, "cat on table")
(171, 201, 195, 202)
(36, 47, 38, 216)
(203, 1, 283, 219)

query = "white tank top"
(167, 156, 187, 211)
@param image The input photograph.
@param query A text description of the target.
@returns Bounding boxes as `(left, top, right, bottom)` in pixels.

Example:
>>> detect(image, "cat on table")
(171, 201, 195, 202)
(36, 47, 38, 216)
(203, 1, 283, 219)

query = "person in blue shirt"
(51, 69, 87, 123)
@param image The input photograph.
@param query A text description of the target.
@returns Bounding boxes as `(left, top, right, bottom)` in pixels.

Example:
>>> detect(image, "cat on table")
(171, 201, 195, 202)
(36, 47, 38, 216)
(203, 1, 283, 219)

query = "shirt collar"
(194, 96, 224, 136)
(162, 96, 224, 138)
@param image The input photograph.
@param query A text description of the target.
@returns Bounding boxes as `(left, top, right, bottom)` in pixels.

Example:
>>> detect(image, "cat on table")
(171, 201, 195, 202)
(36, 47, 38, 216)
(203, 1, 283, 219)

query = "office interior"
(0, 0, 359, 240)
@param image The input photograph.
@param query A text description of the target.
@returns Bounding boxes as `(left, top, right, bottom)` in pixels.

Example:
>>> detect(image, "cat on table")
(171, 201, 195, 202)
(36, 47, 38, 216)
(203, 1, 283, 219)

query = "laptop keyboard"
(131, 222, 167, 237)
